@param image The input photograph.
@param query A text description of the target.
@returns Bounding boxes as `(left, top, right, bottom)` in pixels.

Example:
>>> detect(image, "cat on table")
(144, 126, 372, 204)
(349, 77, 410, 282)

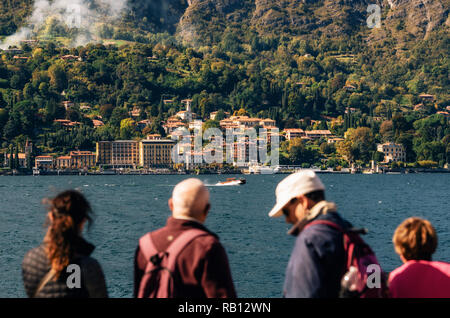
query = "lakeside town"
(1, 97, 449, 176)
(0, 38, 448, 177)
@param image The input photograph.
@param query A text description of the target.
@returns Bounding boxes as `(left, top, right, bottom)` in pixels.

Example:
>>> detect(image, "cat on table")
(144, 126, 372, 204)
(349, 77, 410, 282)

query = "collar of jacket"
(287, 200, 338, 236)
(173, 215, 204, 225)
(166, 216, 218, 238)
(72, 236, 95, 257)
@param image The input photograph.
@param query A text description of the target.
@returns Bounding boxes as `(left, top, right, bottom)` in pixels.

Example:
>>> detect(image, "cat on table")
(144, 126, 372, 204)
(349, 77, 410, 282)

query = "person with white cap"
(269, 170, 353, 298)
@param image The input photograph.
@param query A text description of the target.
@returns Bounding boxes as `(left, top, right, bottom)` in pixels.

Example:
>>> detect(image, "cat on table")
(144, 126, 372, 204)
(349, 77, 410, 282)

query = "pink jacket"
(389, 260, 450, 298)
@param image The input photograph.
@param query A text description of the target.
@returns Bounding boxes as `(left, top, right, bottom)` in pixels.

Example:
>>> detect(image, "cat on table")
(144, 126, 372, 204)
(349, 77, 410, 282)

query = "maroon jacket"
(134, 217, 237, 298)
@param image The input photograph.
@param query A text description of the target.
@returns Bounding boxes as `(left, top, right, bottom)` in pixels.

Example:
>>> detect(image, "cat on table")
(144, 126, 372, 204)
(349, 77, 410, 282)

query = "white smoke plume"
(0, 27, 33, 50)
(0, 0, 129, 49)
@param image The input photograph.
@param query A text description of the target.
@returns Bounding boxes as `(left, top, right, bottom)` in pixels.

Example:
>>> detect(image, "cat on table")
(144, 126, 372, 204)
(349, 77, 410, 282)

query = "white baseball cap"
(268, 170, 325, 218)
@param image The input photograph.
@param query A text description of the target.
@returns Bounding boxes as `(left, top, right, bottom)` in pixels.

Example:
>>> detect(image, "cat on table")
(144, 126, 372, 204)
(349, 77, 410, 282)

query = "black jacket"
(22, 237, 108, 298)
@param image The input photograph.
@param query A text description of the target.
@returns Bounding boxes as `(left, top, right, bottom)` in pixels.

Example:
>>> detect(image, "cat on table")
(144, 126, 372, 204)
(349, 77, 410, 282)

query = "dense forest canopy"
(0, 0, 448, 168)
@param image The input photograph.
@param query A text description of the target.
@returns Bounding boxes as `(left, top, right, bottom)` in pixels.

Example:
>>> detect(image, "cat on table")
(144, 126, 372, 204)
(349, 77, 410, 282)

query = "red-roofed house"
(284, 128, 306, 140)
(419, 94, 435, 102)
(305, 130, 333, 140)
(93, 119, 104, 128)
(5, 153, 26, 168)
(35, 156, 54, 170)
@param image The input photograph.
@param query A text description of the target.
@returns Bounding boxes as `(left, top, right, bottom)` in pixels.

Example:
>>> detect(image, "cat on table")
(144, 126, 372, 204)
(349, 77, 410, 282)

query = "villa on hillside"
(305, 130, 333, 140)
(377, 142, 406, 163)
(284, 128, 305, 141)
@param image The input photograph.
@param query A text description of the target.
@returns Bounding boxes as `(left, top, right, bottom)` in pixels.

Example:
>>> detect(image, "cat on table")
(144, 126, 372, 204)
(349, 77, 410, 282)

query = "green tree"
(214, 109, 227, 121)
(379, 120, 394, 142)
(373, 151, 385, 163)
(0, 92, 6, 108)
(100, 104, 115, 120)
(9, 145, 14, 170)
(120, 118, 136, 140)
(287, 138, 319, 165)
(320, 142, 336, 155)
(338, 127, 375, 163)
(0, 108, 8, 137)
(149, 117, 165, 136)
(203, 119, 220, 132)
(14, 146, 19, 169)
(110, 107, 129, 127)
(48, 63, 68, 92)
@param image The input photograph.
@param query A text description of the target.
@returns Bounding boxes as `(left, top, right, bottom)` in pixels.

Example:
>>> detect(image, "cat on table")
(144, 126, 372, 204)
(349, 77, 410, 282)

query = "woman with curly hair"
(22, 190, 108, 298)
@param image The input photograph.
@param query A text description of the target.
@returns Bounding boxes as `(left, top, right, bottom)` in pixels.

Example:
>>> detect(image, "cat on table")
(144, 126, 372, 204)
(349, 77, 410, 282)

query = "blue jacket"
(284, 210, 352, 298)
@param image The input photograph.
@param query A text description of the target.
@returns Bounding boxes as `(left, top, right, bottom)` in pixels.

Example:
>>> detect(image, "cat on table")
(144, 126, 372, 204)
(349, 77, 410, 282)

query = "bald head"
(170, 178, 210, 222)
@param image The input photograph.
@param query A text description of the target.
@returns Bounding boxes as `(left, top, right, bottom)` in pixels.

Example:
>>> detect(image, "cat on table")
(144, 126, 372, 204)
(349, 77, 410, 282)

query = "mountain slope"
(0, 0, 448, 48)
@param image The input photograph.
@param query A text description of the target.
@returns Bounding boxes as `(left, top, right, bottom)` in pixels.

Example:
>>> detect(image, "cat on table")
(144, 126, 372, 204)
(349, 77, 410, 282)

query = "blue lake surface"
(0, 174, 449, 297)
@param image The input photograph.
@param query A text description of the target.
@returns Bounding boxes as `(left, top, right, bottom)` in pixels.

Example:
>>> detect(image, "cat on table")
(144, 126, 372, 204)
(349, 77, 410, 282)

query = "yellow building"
(55, 151, 96, 170)
(56, 156, 71, 169)
(96, 140, 139, 168)
(96, 139, 176, 168)
(96, 141, 112, 165)
(70, 151, 96, 169)
(139, 140, 176, 168)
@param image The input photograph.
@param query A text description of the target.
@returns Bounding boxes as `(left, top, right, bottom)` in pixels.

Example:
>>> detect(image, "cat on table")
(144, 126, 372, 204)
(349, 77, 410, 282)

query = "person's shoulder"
(79, 256, 102, 268)
(389, 261, 424, 284)
(78, 256, 105, 278)
(301, 220, 339, 240)
(189, 229, 223, 252)
(22, 245, 50, 279)
(23, 245, 46, 265)
(429, 260, 450, 269)
(297, 218, 345, 254)
(389, 263, 407, 279)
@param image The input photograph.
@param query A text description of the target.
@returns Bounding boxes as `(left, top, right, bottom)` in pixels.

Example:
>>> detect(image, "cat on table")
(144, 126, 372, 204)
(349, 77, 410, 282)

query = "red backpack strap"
(139, 233, 158, 261)
(153, 228, 209, 298)
(303, 219, 344, 232)
(138, 233, 162, 298)
(164, 228, 209, 273)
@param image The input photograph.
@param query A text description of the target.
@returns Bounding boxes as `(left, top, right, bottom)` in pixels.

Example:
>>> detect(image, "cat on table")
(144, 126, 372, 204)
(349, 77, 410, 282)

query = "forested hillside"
(0, 0, 448, 168)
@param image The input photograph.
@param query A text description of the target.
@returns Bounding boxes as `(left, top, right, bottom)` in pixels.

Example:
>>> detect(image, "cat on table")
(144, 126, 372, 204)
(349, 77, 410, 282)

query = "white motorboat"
(215, 178, 246, 186)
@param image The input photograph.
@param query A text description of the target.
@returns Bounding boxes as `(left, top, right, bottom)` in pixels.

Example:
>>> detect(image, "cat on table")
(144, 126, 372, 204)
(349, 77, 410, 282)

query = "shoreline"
(1, 169, 449, 176)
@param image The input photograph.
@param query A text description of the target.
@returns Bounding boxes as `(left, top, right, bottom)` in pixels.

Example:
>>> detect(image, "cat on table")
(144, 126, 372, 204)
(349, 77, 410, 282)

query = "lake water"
(0, 174, 449, 298)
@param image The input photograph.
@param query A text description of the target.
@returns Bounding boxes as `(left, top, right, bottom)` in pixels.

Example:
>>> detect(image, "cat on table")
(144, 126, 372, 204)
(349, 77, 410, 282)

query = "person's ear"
(204, 203, 210, 216)
(301, 196, 310, 210)
(79, 219, 86, 233)
(168, 198, 174, 212)
(48, 211, 54, 222)
(293, 196, 307, 221)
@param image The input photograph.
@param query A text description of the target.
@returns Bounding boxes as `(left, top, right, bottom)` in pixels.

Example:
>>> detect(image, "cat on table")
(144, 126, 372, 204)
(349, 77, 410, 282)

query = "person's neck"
(288, 200, 337, 236)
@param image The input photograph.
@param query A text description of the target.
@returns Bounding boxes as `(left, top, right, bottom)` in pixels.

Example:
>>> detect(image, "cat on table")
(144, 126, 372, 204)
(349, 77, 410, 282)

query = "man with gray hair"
(134, 178, 236, 298)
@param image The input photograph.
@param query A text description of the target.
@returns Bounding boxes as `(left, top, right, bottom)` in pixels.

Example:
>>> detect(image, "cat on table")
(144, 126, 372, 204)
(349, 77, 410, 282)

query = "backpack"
(137, 229, 208, 298)
(303, 219, 389, 298)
